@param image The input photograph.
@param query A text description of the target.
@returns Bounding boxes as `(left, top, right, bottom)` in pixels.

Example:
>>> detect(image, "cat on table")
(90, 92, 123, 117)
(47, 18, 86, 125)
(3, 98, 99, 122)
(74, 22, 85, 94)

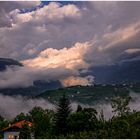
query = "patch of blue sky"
(41, 1, 79, 6)
(19, 1, 80, 14)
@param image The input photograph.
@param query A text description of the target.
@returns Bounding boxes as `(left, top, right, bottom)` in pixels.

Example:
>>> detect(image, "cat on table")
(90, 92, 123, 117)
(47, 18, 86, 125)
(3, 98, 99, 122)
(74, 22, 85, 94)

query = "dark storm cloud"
(0, 1, 140, 88)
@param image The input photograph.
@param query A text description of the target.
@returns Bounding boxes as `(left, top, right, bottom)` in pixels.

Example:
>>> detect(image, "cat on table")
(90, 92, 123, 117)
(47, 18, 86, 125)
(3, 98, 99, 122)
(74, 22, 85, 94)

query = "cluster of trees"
(0, 94, 140, 139)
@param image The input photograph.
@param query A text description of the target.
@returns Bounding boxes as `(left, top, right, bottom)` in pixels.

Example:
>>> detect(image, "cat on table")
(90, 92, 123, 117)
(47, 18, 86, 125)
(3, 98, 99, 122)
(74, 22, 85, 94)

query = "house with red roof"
(2, 120, 32, 139)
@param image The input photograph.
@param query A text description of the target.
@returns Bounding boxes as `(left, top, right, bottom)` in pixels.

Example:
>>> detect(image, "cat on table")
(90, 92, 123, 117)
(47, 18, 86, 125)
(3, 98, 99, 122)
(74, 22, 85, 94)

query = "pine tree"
(54, 94, 71, 136)
(76, 105, 82, 112)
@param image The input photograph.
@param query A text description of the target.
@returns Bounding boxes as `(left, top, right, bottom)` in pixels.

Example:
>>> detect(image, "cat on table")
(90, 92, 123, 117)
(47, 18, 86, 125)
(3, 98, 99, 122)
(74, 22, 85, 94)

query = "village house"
(2, 120, 32, 139)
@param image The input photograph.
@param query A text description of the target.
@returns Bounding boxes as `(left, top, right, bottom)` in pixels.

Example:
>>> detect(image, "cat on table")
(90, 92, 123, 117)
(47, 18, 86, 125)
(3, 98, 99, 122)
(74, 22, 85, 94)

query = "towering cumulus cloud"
(0, 42, 94, 88)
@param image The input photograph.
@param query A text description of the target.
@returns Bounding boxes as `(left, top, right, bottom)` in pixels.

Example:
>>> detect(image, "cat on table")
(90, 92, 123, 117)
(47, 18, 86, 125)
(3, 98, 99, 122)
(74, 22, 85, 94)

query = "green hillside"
(37, 84, 138, 105)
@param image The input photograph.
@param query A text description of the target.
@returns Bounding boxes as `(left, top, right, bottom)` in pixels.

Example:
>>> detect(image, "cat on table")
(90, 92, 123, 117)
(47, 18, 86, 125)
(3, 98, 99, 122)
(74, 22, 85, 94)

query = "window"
(8, 134, 14, 139)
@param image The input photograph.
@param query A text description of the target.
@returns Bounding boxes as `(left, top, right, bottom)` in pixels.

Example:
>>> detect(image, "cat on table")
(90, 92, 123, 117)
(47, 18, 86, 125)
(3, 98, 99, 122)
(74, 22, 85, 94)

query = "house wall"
(4, 131, 20, 139)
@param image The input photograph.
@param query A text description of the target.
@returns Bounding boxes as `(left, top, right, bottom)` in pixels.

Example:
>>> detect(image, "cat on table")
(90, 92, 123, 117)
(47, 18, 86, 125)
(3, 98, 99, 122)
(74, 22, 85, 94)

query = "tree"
(111, 96, 131, 116)
(13, 112, 27, 123)
(109, 119, 130, 139)
(68, 108, 98, 132)
(0, 115, 9, 139)
(76, 105, 82, 112)
(19, 124, 31, 139)
(29, 106, 54, 138)
(54, 94, 71, 136)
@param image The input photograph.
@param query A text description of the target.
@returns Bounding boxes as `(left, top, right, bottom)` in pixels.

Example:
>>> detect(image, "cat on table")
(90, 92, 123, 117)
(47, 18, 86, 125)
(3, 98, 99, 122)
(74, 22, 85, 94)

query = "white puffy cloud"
(0, 2, 83, 60)
(0, 42, 94, 88)
(23, 42, 90, 69)
(0, 1, 41, 27)
(10, 2, 81, 24)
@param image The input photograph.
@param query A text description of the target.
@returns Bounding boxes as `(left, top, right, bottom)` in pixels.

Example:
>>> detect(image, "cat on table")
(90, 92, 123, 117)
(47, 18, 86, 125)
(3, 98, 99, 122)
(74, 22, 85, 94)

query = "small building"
(2, 120, 32, 139)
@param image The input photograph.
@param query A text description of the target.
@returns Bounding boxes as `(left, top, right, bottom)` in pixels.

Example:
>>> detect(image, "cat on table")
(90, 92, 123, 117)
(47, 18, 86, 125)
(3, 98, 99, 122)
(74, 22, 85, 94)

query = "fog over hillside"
(0, 94, 55, 119)
(0, 91, 140, 120)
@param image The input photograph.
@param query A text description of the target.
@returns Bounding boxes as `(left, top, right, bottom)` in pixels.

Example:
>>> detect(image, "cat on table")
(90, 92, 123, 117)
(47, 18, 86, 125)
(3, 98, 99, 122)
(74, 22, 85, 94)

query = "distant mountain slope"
(0, 80, 61, 96)
(37, 85, 133, 105)
(0, 58, 23, 71)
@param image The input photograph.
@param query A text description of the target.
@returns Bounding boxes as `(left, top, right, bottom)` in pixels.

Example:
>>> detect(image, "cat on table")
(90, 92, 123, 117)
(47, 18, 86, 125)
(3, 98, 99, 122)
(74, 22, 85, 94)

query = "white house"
(2, 120, 32, 139)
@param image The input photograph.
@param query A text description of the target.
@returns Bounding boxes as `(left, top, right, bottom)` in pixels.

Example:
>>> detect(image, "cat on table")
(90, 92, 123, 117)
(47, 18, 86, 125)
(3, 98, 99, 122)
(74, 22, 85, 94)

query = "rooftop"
(2, 120, 32, 132)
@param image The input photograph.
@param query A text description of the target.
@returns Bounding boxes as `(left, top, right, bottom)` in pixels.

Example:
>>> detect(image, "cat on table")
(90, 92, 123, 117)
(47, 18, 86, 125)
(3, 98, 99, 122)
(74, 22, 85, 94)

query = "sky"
(0, 1, 140, 88)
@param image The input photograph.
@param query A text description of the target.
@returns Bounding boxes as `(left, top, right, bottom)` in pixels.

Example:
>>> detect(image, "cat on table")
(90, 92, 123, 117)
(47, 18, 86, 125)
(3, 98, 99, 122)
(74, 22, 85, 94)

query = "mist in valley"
(0, 91, 139, 120)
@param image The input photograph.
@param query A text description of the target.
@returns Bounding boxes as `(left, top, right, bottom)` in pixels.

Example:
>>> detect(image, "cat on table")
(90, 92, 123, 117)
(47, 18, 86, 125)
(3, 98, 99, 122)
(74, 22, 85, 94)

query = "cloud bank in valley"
(0, 94, 55, 119)
(0, 91, 140, 120)
(1, 1, 140, 88)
